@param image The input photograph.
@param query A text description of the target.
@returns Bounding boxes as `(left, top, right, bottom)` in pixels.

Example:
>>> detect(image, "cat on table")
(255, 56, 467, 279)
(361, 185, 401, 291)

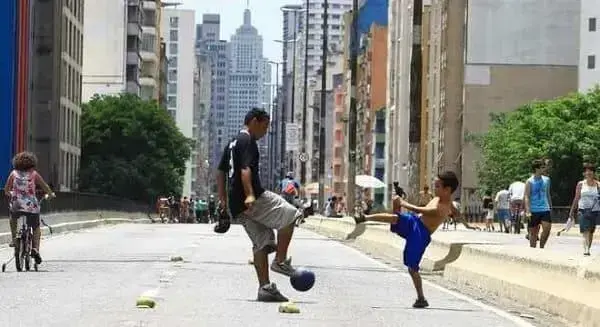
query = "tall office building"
(196, 15, 230, 173)
(228, 9, 271, 181)
(195, 51, 212, 197)
(301, 0, 351, 79)
(139, 0, 162, 101)
(29, 0, 84, 190)
(162, 9, 196, 196)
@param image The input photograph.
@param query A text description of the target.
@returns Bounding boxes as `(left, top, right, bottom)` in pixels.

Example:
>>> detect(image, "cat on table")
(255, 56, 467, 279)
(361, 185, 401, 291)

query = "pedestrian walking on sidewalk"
(524, 160, 552, 248)
(568, 163, 599, 256)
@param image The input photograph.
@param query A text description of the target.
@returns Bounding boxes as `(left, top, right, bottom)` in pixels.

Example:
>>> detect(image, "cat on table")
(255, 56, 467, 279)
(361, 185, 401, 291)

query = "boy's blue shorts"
(390, 212, 432, 272)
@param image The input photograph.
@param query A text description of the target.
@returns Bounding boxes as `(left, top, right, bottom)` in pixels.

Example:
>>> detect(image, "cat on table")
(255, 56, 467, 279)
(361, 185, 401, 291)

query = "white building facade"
(82, 0, 142, 101)
(579, 0, 600, 91)
(162, 9, 196, 196)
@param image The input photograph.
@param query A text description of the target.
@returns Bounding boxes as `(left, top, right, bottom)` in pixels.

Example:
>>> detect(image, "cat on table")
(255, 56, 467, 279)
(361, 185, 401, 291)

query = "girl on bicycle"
(3, 151, 55, 264)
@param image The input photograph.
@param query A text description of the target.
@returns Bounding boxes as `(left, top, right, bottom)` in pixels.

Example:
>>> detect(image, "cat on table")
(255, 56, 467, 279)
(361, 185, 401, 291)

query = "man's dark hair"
(583, 162, 596, 172)
(438, 171, 459, 193)
(244, 108, 270, 125)
(531, 159, 544, 172)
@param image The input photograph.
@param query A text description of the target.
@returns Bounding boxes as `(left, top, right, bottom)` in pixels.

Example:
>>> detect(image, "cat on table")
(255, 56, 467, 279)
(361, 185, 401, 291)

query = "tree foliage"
(477, 88, 600, 205)
(79, 94, 193, 203)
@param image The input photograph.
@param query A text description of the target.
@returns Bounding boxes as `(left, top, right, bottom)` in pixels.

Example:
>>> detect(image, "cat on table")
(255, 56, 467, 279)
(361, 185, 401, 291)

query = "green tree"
(477, 88, 600, 205)
(79, 94, 193, 203)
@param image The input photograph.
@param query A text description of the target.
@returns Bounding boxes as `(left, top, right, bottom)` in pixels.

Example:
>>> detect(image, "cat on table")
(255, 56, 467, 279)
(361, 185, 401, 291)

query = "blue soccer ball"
(290, 267, 315, 292)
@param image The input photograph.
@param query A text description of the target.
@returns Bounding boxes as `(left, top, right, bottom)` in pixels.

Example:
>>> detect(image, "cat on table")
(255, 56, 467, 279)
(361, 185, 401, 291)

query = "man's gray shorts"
(237, 191, 302, 254)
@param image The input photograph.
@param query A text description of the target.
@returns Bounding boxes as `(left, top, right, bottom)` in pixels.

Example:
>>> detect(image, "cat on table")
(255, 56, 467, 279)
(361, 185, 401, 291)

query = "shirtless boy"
(354, 171, 472, 308)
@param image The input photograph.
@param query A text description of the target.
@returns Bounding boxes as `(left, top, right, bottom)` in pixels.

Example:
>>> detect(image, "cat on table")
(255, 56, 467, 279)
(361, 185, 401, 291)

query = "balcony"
(140, 75, 157, 87)
(126, 81, 141, 95)
(142, 0, 156, 10)
(140, 50, 158, 63)
(142, 25, 156, 35)
(127, 22, 142, 37)
(126, 51, 141, 66)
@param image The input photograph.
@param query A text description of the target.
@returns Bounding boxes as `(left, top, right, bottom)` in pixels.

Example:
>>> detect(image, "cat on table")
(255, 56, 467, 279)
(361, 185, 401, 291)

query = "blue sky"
(180, 0, 300, 63)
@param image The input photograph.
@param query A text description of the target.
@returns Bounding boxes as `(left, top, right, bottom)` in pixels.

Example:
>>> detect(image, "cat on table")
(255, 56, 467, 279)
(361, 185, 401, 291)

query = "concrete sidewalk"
(302, 216, 600, 327)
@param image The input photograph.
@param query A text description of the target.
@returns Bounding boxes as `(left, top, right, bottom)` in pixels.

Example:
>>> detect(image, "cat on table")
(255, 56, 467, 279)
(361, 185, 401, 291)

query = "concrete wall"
(82, 0, 127, 101)
(462, 65, 578, 189)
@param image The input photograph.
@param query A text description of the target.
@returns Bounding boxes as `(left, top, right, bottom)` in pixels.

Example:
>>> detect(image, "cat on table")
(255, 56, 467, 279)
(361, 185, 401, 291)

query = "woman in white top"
(568, 163, 600, 256)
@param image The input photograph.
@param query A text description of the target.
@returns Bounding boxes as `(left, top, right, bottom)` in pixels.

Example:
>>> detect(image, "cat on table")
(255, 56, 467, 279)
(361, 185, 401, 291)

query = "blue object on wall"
(350, 0, 389, 56)
(0, 0, 17, 185)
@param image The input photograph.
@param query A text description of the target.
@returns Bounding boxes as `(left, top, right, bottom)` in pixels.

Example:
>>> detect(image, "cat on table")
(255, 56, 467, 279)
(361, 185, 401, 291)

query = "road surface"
(0, 224, 536, 326)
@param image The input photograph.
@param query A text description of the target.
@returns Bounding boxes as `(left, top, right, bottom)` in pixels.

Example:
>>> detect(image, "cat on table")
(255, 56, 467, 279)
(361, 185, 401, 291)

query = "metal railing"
(0, 191, 152, 219)
(464, 206, 571, 223)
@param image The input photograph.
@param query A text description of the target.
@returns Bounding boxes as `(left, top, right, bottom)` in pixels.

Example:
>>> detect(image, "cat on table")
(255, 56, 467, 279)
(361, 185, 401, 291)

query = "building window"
(170, 30, 179, 41)
(169, 43, 178, 54)
(168, 83, 177, 94)
(168, 69, 177, 81)
(590, 18, 597, 31)
(169, 56, 177, 68)
(167, 96, 177, 108)
(169, 17, 179, 28)
(588, 55, 596, 69)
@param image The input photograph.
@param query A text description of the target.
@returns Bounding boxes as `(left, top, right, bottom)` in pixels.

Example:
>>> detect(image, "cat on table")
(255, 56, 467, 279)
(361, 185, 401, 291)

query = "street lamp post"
(267, 61, 281, 190)
(317, 0, 329, 210)
(279, 6, 307, 177)
(300, 0, 310, 186)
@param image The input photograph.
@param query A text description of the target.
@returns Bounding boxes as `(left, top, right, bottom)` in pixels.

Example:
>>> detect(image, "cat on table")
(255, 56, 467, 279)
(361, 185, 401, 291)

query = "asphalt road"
(0, 224, 536, 327)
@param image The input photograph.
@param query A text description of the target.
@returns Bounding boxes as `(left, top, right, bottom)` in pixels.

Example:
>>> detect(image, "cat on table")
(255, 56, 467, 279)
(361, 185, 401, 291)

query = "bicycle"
(2, 194, 53, 272)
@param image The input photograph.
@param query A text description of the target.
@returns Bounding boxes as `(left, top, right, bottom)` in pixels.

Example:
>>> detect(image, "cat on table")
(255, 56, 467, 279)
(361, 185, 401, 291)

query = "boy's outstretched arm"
(395, 197, 440, 216)
(450, 204, 477, 230)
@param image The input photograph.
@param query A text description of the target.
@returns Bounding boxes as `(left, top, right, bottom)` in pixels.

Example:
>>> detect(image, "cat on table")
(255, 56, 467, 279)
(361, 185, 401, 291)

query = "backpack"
(281, 180, 296, 195)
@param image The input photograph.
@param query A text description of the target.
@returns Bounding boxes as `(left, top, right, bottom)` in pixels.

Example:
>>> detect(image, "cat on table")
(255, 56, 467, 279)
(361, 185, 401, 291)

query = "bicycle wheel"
(14, 237, 23, 272)
(22, 231, 31, 272)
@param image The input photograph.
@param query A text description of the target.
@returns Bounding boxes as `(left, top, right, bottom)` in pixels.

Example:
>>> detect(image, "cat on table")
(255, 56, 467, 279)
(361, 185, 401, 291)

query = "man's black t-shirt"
(217, 130, 265, 217)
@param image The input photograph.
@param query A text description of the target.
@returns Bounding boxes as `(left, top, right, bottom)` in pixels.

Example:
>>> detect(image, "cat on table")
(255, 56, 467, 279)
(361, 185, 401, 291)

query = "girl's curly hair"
(12, 152, 38, 171)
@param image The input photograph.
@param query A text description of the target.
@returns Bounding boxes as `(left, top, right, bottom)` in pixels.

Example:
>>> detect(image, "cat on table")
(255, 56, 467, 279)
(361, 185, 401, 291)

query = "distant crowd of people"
(155, 194, 217, 224)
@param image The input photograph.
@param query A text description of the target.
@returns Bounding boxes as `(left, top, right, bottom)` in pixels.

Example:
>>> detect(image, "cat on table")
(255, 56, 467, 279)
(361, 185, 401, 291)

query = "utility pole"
(289, 11, 299, 172)
(300, 0, 310, 185)
(318, 0, 329, 209)
(280, 40, 288, 181)
(346, 0, 359, 215)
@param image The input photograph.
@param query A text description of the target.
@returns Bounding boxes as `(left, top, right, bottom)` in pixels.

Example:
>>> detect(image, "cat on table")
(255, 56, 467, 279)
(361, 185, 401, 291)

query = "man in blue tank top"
(524, 159, 552, 248)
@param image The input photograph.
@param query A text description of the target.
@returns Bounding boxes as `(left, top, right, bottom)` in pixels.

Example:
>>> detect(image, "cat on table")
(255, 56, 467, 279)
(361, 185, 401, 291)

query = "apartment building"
(579, 0, 600, 91)
(30, 0, 84, 190)
(162, 9, 196, 196)
(426, 0, 578, 203)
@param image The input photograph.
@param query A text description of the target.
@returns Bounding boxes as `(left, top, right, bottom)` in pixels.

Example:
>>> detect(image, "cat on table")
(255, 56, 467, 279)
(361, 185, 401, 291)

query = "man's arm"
(547, 179, 552, 209)
(237, 137, 258, 203)
(216, 144, 230, 208)
(569, 182, 582, 218)
(523, 181, 531, 215)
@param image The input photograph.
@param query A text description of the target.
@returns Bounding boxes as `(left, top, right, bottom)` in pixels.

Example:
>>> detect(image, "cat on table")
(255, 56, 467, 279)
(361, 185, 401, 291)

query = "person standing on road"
(280, 172, 300, 206)
(568, 163, 599, 256)
(524, 160, 552, 248)
(482, 191, 495, 232)
(508, 180, 526, 233)
(216, 108, 306, 302)
(495, 188, 511, 233)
